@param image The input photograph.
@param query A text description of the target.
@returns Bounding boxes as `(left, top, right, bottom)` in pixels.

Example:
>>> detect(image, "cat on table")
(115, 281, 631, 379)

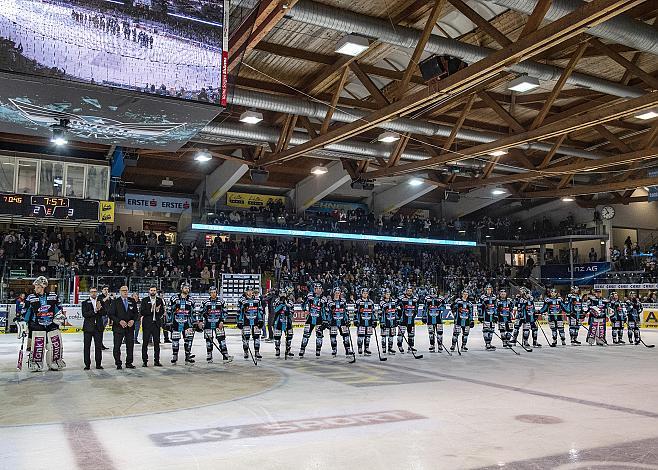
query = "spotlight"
(50, 119, 70, 145)
(311, 166, 328, 175)
(507, 75, 540, 93)
(335, 34, 369, 56)
(561, 196, 575, 202)
(160, 177, 174, 187)
(195, 150, 212, 162)
(491, 188, 507, 195)
(489, 150, 508, 157)
(408, 178, 423, 186)
(239, 110, 263, 124)
(378, 131, 400, 143)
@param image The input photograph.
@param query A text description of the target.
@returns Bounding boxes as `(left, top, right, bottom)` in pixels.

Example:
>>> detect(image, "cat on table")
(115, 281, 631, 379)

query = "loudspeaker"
(419, 55, 469, 82)
(444, 191, 460, 203)
(250, 168, 269, 184)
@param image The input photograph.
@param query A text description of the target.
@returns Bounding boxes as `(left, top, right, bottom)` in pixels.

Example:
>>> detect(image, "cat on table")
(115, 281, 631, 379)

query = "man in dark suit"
(109, 285, 138, 369)
(81, 286, 105, 370)
(140, 285, 165, 367)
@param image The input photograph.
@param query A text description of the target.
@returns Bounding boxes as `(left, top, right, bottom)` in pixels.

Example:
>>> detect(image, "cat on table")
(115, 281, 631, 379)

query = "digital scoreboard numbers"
(30, 196, 72, 218)
(0, 194, 99, 220)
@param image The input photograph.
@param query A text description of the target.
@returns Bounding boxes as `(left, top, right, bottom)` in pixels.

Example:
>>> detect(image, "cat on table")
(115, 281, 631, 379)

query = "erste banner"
(125, 193, 192, 213)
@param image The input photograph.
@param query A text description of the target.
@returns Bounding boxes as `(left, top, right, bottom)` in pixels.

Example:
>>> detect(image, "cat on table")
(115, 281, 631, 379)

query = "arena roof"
(1, 0, 657, 212)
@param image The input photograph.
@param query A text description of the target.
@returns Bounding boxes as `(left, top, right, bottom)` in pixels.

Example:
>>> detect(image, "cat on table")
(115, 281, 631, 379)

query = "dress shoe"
(83, 366, 90, 370)
(153, 362, 163, 367)
(96, 365, 104, 370)
(116, 364, 122, 370)
(125, 364, 136, 369)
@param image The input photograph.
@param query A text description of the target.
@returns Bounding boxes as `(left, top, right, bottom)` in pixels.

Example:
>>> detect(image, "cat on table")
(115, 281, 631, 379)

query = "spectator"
(589, 247, 598, 262)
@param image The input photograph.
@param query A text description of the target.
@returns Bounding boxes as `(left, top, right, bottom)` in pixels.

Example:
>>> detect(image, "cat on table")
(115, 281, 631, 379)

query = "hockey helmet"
(360, 287, 369, 295)
(313, 282, 323, 291)
(571, 286, 580, 293)
(549, 288, 557, 296)
(208, 286, 218, 293)
(429, 287, 438, 296)
(33, 276, 49, 288)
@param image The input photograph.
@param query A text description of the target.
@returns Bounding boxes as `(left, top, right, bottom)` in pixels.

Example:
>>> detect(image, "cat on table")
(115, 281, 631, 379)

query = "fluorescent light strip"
(192, 224, 477, 247)
(167, 12, 223, 28)
(104, 0, 124, 4)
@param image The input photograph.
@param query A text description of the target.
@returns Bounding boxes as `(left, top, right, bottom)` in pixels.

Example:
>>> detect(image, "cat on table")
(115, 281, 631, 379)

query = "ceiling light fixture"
(50, 119, 69, 146)
(635, 110, 658, 120)
(408, 178, 423, 186)
(195, 150, 212, 162)
(378, 131, 400, 143)
(507, 75, 540, 93)
(491, 188, 507, 195)
(489, 149, 508, 157)
(561, 196, 575, 202)
(239, 110, 263, 124)
(311, 166, 328, 175)
(335, 34, 369, 56)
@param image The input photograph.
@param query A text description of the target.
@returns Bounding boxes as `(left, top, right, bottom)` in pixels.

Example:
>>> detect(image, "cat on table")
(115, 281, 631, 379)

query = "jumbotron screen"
(0, 0, 228, 105)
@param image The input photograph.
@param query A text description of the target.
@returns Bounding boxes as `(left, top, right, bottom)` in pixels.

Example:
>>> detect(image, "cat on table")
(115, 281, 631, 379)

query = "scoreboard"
(0, 194, 100, 220)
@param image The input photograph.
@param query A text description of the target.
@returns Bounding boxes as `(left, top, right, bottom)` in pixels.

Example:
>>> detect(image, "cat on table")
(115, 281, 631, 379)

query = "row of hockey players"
(15, 279, 645, 371)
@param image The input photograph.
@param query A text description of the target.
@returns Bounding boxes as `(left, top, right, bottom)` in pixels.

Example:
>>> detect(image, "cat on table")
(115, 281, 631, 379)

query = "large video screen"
(0, 0, 227, 105)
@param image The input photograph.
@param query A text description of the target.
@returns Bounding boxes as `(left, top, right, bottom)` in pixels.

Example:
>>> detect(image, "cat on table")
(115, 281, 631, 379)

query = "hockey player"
(272, 287, 295, 358)
(327, 287, 353, 357)
(496, 288, 514, 348)
(202, 286, 233, 363)
(167, 283, 196, 364)
(478, 284, 497, 351)
(397, 285, 420, 353)
(423, 287, 446, 353)
(539, 288, 568, 347)
(565, 286, 585, 345)
(608, 291, 627, 344)
(18, 276, 66, 371)
(379, 288, 399, 355)
(587, 289, 609, 345)
(237, 286, 264, 360)
(451, 289, 474, 351)
(625, 291, 643, 345)
(299, 282, 327, 357)
(512, 288, 540, 348)
(354, 287, 377, 355)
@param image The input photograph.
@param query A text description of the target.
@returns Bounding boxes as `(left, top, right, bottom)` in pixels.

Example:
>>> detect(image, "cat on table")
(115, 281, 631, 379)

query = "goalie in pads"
(18, 276, 66, 371)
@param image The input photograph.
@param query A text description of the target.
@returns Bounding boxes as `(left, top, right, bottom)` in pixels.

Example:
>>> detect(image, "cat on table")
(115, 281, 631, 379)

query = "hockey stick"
(493, 330, 520, 355)
(640, 338, 656, 348)
(400, 330, 423, 359)
(510, 334, 533, 352)
(537, 320, 552, 346)
(436, 325, 452, 356)
(373, 327, 388, 362)
(346, 327, 357, 364)
(17, 332, 26, 371)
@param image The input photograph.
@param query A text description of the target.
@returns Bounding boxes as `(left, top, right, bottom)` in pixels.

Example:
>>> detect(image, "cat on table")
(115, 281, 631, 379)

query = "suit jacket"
(82, 297, 106, 333)
(140, 296, 165, 327)
(109, 296, 139, 331)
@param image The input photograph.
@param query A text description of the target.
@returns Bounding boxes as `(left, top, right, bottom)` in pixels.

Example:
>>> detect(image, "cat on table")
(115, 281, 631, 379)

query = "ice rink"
(1, 326, 657, 470)
(0, 0, 220, 91)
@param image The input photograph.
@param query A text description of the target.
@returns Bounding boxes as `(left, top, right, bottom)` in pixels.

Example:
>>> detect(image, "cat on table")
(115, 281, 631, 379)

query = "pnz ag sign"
(540, 262, 610, 285)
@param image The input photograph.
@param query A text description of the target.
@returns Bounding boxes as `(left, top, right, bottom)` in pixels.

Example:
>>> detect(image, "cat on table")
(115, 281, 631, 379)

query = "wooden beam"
(530, 41, 589, 130)
(321, 67, 350, 135)
(367, 92, 658, 178)
(519, 0, 553, 38)
(590, 38, 658, 90)
(441, 94, 477, 154)
(387, 133, 411, 167)
(593, 124, 633, 153)
(537, 135, 567, 169)
(477, 91, 525, 133)
(298, 116, 319, 140)
(306, 55, 358, 96)
(453, 146, 658, 190)
(448, 0, 512, 47)
(396, 0, 447, 100)
(349, 62, 390, 107)
(522, 175, 658, 198)
(258, 0, 642, 167)
(274, 114, 299, 153)
(229, 0, 299, 71)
